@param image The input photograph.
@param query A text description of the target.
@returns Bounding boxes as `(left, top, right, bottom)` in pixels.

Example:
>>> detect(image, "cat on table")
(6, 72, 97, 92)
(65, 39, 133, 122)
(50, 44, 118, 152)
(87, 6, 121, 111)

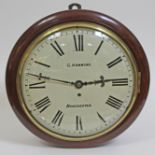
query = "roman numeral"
(51, 41, 65, 56)
(97, 112, 106, 123)
(112, 78, 128, 86)
(107, 57, 122, 68)
(34, 61, 51, 68)
(73, 35, 84, 51)
(34, 96, 51, 113)
(29, 81, 46, 89)
(94, 40, 104, 55)
(76, 116, 83, 130)
(106, 96, 123, 110)
(52, 110, 64, 126)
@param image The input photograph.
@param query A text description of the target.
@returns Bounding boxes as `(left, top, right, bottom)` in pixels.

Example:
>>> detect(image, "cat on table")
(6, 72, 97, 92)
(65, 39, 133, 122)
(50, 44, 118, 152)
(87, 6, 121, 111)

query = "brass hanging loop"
(68, 3, 82, 10)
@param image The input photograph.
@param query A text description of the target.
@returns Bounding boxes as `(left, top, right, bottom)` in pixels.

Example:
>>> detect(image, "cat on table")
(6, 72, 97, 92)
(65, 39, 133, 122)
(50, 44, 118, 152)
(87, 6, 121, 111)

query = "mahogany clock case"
(6, 9, 150, 147)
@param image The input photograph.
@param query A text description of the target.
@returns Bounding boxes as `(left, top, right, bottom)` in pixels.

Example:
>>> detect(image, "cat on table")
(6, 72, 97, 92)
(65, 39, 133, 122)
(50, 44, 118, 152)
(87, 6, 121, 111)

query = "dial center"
(75, 80, 83, 89)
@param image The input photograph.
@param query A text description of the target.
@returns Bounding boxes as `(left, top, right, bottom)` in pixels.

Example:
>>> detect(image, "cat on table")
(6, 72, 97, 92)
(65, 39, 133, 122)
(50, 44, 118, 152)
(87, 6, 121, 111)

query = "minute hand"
(49, 78, 74, 85)
(27, 73, 74, 85)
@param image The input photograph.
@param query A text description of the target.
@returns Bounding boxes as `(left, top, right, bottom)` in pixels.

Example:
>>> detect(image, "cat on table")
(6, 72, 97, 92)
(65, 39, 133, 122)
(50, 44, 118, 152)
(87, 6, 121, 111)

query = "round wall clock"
(6, 3, 149, 147)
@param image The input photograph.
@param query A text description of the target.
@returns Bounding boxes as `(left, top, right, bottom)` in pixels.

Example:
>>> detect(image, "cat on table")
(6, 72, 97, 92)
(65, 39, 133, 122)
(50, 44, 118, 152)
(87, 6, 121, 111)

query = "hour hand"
(83, 76, 105, 87)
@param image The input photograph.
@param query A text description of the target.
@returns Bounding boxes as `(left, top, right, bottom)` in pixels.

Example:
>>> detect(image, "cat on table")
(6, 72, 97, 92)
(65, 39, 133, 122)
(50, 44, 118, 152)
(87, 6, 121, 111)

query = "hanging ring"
(68, 3, 82, 10)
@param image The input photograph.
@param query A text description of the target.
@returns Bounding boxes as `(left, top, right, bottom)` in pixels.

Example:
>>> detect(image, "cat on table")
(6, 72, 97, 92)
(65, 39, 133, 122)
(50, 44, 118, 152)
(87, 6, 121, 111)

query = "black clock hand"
(82, 76, 105, 87)
(27, 73, 127, 89)
(50, 78, 74, 84)
(81, 77, 128, 88)
(27, 73, 50, 80)
(27, 73, 75, 86)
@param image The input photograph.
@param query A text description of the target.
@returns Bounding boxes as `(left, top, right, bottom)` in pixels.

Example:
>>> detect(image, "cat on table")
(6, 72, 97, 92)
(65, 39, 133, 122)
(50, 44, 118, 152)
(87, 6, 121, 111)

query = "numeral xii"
(73, 35, 84, 51)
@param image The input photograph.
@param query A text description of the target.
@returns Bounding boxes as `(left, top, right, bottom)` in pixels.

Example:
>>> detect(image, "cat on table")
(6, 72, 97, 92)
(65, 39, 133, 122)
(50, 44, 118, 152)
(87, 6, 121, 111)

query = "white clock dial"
(18, 23, 137, 139)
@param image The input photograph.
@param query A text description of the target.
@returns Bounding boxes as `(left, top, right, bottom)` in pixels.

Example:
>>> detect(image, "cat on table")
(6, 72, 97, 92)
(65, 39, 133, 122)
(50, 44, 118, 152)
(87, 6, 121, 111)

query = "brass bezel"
(17, 22, 139, 141)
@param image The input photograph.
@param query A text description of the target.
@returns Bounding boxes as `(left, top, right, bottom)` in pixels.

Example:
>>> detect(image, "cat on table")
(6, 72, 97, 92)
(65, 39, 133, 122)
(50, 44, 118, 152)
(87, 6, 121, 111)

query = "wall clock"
(6, 3, 150, 147)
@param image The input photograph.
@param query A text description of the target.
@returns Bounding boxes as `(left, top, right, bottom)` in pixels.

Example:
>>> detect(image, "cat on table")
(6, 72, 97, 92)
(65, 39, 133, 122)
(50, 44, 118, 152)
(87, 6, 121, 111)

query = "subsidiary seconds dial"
(19, 23, 136, 139)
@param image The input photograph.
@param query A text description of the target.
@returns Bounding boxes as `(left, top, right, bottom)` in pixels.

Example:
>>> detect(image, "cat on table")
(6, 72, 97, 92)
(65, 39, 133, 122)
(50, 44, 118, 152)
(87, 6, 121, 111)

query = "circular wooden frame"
(6, 9, 150, 147)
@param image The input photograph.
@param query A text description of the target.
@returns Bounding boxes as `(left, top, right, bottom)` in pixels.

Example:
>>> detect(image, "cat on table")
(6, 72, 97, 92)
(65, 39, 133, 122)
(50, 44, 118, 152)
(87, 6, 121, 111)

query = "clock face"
(17, 23, 138, 140)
